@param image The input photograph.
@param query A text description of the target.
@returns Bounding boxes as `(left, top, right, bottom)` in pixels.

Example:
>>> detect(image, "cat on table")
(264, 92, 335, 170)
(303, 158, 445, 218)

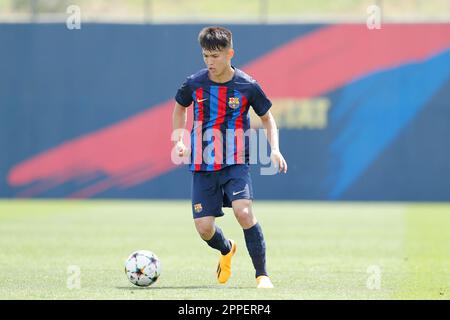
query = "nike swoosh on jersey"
(197, 98, 208, 103)
(232, 190, 246, 196)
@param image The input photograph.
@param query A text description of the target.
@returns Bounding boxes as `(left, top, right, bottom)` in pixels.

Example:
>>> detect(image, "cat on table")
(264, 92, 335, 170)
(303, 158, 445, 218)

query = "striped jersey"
(175, 66, 272, 172)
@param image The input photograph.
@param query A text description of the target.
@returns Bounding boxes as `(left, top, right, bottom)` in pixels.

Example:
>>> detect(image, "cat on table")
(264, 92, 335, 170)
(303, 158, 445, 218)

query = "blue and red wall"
(1, 23, 449, 200)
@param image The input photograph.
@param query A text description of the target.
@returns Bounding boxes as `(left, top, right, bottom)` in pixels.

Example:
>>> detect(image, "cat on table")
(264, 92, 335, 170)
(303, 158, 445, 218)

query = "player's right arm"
(172, 102, 190, 158)
(174, 76, 193, 158)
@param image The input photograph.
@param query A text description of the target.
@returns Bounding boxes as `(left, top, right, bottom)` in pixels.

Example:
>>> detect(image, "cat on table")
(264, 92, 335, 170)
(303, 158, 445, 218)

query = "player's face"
(202, 48, 234, 76)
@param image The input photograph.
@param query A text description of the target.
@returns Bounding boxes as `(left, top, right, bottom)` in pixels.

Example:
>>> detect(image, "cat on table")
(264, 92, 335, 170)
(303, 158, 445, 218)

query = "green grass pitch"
(0, 200, 448, 299)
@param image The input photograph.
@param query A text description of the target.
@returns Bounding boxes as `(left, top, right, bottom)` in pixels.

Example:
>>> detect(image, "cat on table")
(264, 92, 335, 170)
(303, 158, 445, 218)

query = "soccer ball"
(124, 250, 161, 287)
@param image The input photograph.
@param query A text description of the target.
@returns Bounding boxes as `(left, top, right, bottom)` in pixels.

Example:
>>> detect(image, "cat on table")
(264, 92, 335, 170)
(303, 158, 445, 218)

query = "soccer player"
(172, 26, 287, 289)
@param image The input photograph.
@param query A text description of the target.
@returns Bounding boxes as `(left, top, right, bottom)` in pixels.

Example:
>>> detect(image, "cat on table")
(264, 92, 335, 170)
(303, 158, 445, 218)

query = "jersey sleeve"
(250, 81, 272, 116)
(175, 77, 194, 107)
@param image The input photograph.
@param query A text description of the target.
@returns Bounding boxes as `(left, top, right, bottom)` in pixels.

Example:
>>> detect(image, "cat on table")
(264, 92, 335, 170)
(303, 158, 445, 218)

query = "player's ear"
(228, 48, 235, 60)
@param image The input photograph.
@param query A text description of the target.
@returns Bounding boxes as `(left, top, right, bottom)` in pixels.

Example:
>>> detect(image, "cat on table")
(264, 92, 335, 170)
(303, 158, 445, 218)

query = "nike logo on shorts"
(232, 190, 246, 196)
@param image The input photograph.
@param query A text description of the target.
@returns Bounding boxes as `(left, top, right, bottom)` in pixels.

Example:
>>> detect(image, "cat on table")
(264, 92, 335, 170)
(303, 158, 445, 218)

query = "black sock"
(243, 222, 267, 278)
(205, 225, 231, 255)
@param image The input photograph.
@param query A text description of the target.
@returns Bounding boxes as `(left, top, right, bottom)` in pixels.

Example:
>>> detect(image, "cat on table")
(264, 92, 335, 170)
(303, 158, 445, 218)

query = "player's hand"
(271, 149, 287, 173)
(175, 140, 191, 158)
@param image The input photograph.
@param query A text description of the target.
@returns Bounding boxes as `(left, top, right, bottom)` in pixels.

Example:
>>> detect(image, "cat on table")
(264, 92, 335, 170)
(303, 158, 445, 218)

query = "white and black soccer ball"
(124, 250, 161, 287)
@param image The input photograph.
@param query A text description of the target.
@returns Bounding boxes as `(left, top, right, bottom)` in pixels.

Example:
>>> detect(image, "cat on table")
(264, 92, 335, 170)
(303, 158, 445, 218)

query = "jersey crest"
(228, 97, 240, 109)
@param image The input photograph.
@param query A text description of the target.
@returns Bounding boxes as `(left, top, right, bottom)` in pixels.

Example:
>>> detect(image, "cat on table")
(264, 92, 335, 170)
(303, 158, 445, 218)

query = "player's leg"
(232, 200, 273, 288)
(194, 216, 231, 255)
(231, 199, 269, 277)
(223, 164, 273, 288)
(194, 214, 236, 284)
(191, 171, 235, 283)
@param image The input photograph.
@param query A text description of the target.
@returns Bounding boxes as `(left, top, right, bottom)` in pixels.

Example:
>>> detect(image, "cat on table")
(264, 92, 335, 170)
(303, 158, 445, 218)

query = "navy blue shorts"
(191, 164, 254, 219)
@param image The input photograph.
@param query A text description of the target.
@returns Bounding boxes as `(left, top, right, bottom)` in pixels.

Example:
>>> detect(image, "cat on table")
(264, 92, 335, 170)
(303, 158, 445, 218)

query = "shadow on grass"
(116, 285, 255, 290)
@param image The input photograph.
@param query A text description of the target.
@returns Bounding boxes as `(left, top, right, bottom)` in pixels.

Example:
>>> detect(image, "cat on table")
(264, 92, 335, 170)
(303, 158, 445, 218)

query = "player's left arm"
(259, 110, 288, 173)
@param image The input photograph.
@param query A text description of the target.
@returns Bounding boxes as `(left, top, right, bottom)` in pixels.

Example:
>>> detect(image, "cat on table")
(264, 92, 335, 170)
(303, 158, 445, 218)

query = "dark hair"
(198, 26, 233, 51)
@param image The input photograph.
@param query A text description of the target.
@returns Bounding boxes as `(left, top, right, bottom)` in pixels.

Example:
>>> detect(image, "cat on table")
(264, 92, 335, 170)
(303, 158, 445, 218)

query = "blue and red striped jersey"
(175, 66, 272, 171)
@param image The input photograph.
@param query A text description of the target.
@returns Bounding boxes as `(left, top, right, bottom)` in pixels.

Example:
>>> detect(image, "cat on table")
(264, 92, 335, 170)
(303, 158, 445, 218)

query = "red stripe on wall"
(244, 24, 450, 99)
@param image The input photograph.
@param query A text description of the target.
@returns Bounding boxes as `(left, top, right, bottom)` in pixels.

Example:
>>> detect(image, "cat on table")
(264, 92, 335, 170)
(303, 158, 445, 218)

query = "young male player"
(172, 26, 287, 289)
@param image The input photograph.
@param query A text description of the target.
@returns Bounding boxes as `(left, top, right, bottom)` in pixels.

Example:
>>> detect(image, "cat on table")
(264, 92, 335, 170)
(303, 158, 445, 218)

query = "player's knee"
(234, 206, 249, 218)
(195, 221, 215, 240)
(234, 205, 254, 226)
